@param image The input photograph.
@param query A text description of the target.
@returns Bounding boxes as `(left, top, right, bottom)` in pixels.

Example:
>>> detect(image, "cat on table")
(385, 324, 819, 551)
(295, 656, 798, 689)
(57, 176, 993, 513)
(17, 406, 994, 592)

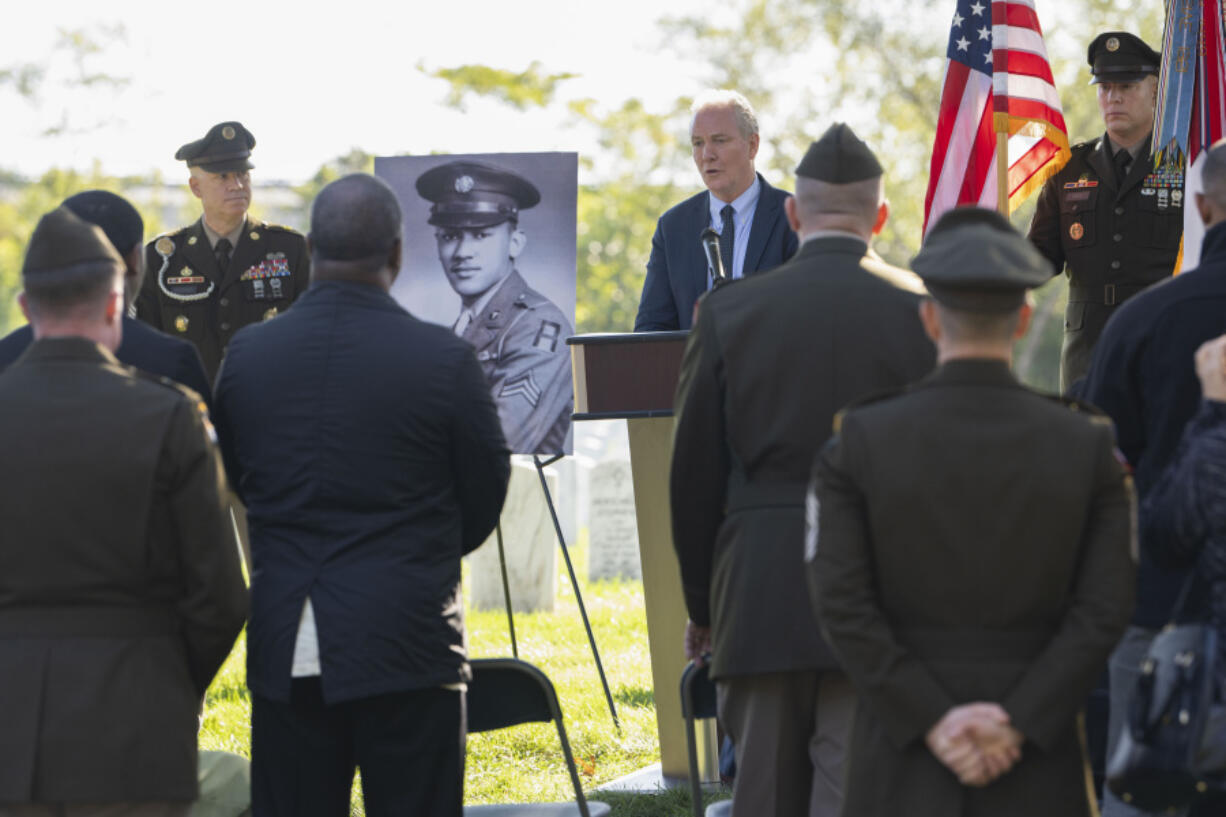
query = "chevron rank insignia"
(500, 371, 541, 407)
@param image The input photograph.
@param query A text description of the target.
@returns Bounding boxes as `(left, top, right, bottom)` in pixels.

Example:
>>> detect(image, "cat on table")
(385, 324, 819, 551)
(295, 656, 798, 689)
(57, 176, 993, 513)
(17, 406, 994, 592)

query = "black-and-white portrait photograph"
(375, 152, 577, 456)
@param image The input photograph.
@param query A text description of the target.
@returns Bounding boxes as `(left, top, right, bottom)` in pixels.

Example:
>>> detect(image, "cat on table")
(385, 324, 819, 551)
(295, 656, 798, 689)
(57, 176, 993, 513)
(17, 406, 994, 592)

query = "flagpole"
(996, 130, 1009, 215)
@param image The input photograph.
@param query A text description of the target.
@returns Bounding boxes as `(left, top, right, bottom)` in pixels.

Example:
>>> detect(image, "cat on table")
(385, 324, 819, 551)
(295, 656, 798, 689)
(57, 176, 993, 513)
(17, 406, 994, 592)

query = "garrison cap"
(1088, 32, 1161, 84)
(416, 160, 541, 229)
(912, 207, 1049, 312)
(175, 121, 256, 173)
(796, 123, 883, 183)
(22, 206, 124, 277)
(62, 190, 144, 256)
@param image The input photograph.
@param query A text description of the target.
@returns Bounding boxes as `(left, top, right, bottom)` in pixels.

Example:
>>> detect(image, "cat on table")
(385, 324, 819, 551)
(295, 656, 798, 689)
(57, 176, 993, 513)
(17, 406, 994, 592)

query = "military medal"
(1069, 222, 1085, 240)
(174, 315, 189, 333)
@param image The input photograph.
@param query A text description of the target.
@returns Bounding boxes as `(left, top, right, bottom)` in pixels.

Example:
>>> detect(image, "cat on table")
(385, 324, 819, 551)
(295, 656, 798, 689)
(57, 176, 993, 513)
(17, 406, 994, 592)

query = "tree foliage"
(1, 1, 1171, 386)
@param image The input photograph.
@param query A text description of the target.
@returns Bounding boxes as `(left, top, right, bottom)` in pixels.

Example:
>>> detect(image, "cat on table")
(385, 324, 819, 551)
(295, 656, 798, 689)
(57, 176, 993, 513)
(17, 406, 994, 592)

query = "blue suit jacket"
(213, 281, 510, 704)
(634, 173, 799, 331)
(0, 316, 213, 412)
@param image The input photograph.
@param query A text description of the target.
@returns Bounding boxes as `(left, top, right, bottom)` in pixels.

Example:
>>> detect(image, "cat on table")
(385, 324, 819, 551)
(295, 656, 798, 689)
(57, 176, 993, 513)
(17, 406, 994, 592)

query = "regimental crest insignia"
(222, 125, 236, 140)
(454, 175, 475, 194)
(1069, 222, 1085, 240)
(1106, 37, 1120, 51)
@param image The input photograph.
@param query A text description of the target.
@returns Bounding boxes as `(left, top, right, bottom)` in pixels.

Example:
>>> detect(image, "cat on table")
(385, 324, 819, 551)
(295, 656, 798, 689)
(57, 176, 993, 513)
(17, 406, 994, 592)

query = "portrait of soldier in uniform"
(377, 153, 578, 456)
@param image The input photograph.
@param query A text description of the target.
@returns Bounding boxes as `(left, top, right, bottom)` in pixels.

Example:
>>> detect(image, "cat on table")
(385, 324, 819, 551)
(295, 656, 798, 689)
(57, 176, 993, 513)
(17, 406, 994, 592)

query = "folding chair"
(464, 658, 611, 817)
(681, 661, 732, 817)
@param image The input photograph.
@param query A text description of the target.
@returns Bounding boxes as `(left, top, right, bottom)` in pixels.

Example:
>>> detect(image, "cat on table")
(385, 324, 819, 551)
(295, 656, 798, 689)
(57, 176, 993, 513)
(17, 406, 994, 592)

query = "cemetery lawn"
(199, 534, 732, 816)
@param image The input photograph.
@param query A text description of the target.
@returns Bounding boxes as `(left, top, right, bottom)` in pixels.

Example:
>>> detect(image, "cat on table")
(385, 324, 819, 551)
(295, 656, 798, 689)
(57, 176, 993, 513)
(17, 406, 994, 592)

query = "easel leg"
(534, 455, 621, 732)
(495, 522, 518, 659)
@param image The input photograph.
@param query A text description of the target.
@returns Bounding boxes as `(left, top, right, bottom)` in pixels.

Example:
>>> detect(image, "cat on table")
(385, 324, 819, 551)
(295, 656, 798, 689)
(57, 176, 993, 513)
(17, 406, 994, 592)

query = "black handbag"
(1106, 575, 1225, 810)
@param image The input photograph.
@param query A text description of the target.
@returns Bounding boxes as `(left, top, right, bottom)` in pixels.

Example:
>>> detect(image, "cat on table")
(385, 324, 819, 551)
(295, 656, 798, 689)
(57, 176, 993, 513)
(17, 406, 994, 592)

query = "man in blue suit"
(0, 190, 212, 410)
(214, 174, 510, 816)
(634, 90, 799, 331)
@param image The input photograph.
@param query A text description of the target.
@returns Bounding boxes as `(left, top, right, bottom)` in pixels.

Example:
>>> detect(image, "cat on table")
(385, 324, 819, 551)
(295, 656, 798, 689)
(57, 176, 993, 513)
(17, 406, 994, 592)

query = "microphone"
(701, 227, 729, 286)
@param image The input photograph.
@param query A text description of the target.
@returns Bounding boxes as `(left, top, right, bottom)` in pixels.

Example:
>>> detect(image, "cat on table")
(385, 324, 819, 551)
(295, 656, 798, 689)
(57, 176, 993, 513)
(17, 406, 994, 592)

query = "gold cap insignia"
(188, 235, 198, 246)
(454, 175, 475, 194)
(263, 307, 278, 321)
(155, 237, 174, 256)
(174, 315, 189, 333)
(222, 125, 236, 140)
(1106, 37, 1120, 52)
(1069, 222, 1085, 240)
(249, 231, 260, 241)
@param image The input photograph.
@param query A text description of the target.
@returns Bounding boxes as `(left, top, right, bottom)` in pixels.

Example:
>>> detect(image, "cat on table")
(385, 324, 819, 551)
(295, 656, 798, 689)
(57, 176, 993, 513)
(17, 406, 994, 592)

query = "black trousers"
(251, 678, 464, 817)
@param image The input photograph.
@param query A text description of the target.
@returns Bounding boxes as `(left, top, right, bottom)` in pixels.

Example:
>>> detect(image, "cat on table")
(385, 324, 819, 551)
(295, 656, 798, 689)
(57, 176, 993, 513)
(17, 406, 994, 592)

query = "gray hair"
(1202, 139, 1226, 211)
(691, 90, 759, 139)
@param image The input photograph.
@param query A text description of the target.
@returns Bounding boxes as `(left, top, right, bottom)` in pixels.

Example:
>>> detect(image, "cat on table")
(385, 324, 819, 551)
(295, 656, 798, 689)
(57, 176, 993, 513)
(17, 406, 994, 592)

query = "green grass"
(199, 535, 731, 816)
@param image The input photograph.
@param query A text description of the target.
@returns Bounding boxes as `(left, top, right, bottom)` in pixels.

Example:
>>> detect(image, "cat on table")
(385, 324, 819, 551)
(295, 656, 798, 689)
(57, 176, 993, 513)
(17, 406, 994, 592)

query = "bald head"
(309, 174, 403, 285)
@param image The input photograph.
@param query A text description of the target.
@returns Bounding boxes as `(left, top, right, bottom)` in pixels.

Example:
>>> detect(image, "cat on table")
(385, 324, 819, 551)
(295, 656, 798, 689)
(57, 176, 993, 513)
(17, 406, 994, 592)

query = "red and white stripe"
(923, 0, 1069, 235)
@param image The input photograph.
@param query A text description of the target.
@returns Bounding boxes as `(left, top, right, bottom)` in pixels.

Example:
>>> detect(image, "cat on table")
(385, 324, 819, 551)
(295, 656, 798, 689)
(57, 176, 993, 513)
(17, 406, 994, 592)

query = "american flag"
(923, 0, 1069, 234)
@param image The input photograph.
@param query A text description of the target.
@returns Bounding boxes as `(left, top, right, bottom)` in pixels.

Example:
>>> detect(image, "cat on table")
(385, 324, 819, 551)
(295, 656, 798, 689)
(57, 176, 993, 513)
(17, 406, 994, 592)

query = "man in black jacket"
(214, 174, 509, 817)
(0, 190, 212, 408)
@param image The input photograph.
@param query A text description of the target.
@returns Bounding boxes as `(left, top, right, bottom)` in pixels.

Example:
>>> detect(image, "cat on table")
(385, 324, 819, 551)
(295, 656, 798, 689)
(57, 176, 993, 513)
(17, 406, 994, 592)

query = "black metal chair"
(681, 661, 732, 817)
(464, 658, 610, 817)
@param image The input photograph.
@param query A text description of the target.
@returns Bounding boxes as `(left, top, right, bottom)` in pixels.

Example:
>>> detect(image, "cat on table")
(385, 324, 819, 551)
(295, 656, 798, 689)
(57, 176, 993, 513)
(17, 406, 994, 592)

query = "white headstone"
(587, 459, 641, 582)
(467, 462, 557, 613)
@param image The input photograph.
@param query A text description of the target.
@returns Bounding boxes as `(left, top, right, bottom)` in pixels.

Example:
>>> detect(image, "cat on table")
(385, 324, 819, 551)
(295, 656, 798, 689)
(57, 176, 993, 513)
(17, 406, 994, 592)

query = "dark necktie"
(215, 238, 232, 274)
(719, 204, 735, 279)
(1114, 149, 1132, 186)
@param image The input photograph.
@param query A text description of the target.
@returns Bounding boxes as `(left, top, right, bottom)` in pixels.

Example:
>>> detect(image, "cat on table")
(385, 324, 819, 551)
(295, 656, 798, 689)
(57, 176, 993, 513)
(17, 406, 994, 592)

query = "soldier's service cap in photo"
(795, 123, 883, 183)
(175, 121, 256, 173)
(416, 161, 541, 229)
(1087, 32, 1161, 84)
(22, 206, 124, 278)
(912, 207, 1049, 312)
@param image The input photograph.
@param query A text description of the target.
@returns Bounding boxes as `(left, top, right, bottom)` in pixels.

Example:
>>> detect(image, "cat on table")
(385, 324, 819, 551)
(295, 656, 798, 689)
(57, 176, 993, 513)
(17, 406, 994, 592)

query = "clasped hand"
(925, 703, 1023, 786)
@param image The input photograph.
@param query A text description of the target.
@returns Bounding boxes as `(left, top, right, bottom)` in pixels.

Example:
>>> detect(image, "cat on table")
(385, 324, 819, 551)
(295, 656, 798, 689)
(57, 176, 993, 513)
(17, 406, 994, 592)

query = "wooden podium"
(570, 331, 713, 782)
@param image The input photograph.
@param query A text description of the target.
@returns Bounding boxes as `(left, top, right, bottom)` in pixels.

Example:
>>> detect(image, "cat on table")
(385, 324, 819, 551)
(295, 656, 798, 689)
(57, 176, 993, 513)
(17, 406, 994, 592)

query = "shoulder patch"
(832, 385, 911, 434)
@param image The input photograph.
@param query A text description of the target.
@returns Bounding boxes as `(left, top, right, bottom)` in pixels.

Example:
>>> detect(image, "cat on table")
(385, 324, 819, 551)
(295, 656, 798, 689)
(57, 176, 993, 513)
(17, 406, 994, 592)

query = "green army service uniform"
(807, 213, 1136, 817)
(135, 218, 309, 382)
(415, 159, 574, 456)
(1028, 135, 1182, 390)
(459, 269, 572, 454)
(1027, 31, 1178, 391)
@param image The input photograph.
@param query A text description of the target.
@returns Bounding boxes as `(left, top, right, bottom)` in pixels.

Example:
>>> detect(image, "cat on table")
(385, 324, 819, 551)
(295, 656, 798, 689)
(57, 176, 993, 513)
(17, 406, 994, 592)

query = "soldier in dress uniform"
(416, 160, 573, 455)
(1028, 32, 1180, 392)
(134, 121, 310, 382)
(808, 208, 1136, 817)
